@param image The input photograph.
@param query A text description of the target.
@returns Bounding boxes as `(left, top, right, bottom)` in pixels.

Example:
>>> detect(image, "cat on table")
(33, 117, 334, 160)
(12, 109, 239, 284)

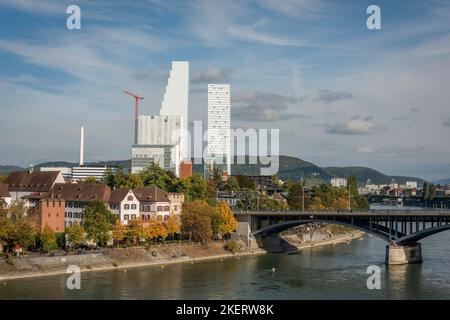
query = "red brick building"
(37, 198, 65, 233)
(179, 160, 192, 179)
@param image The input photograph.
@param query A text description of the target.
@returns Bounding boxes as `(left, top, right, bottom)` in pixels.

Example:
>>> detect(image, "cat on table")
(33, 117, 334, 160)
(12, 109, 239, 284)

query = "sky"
(0, 0, 450, 180)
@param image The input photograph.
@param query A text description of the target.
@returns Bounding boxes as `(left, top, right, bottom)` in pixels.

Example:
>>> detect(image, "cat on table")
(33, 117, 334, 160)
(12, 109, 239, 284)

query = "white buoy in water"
(272, 268, 276, 272)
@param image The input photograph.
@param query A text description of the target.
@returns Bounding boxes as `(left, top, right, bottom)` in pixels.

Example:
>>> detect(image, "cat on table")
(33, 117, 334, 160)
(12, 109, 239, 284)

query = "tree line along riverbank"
(0, 229, 366, 281)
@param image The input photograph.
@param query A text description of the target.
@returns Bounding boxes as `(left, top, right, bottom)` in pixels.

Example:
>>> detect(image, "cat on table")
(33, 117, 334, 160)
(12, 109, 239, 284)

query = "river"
(1, 206, 450, 300)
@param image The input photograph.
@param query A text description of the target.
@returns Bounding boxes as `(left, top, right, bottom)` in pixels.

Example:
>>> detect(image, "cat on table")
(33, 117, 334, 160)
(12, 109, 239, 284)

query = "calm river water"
(1, 206, 450, 300)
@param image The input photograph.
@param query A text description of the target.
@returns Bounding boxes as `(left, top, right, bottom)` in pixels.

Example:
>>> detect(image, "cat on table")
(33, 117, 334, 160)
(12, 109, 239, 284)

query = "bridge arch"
(396, 224, 450, 245)
(251, 219, 391, 242)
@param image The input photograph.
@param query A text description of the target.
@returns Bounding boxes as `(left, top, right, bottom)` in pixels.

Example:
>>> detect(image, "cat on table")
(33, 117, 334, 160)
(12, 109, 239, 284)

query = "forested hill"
(1, 156, 426, 185)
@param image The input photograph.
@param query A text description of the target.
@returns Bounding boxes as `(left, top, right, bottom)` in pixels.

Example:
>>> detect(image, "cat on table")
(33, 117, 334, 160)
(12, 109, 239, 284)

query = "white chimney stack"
(80, 126, 84, 166)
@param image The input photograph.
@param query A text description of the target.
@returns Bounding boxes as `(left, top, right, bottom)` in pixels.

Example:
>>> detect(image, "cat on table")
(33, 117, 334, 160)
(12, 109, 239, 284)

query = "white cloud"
(325, 119, 385, 135)
(356, 146, 373, 154)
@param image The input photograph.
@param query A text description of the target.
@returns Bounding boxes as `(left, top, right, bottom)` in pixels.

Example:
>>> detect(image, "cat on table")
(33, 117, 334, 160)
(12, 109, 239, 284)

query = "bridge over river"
(233, 209, 450, 264)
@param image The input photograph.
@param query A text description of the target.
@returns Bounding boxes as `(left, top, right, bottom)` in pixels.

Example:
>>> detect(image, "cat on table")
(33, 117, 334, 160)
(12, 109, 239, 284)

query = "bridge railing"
(233, 208, 450, 215)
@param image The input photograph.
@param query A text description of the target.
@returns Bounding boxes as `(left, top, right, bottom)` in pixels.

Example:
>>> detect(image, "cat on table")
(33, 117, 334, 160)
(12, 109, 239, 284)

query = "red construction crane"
(123, 90, 144, 145)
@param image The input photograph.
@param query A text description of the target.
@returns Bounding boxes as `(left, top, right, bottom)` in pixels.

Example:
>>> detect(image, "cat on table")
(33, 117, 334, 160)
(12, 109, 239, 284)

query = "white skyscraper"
(206, 84, 231, 177)
(160, 61, 190, 161)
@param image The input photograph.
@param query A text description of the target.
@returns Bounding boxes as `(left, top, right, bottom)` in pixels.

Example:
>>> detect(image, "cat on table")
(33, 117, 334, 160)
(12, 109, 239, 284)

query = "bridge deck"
(234, 210, 450, 217)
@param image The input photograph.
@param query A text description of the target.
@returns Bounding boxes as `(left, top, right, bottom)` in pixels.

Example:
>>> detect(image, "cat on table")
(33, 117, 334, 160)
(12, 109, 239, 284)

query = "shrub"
(224, 240, 239, 254)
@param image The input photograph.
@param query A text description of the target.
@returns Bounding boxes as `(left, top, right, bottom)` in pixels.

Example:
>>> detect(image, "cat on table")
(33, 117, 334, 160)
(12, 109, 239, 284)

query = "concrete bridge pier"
(386, 243, 422, 265)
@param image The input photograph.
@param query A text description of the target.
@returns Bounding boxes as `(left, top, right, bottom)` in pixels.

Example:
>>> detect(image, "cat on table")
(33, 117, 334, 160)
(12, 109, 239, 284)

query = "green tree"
(206, 178, 218, 205)
(235, 175, 256, 190)
(183, 174, 208, 201)
(40, 225, 58, 252)
(236, 189, 258, 210)
(83, 201, 116, 246)
(286, 182, 305, 210)
(428, 183, 436, 201)
(65, 223, 85, 247)
(181, 200, 213, 242)
(139, 162, 175, 191)
(347, 176, 359, 196)
(422, 182, 430, 202)
(212, 165, 223, 190)
(102, 168, 116, 189)
(1, 203, 37, 251)
(223, 176, 240, 192)
(79, 176, 98, 184)
(124, 173, 144, 189)
(113, 168, 128, 189)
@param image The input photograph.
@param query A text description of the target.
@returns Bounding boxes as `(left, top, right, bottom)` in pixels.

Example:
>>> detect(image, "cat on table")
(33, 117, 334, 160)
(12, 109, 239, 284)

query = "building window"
(157, 206, 163, 211)
(131, 214, 136, 220)
(124, 204, 130, 210)
(128, 195, 134, 201)
(69, 212, 73, 218)
(68, 202, 73, 208)
(65, 212, 67, 218)
(164, 206, 169, 211)
(131, 204, 137, 210)
(48, 213, 51, 217)
(124, 214, 129, 220)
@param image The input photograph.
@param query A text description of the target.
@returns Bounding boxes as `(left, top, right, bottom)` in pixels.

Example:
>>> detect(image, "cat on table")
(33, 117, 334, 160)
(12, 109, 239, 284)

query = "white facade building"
(72, 166, 117, 182)
(406, 181, 418, 189)
(132, 115, 182, 175)
(331, 178, 348, 188)
(40, 167, 72, 179)
(159, 61, 189, 161)
(109, 189, 140, 225)
(205, 84, 231, 177)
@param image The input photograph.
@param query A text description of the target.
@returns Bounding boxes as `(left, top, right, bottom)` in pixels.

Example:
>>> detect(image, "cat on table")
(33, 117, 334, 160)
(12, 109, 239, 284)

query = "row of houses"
(0, 171, 184, 233)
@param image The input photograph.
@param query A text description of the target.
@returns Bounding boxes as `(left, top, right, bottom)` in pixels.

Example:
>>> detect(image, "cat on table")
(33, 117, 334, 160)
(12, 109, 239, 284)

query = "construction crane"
(123, 90, 144, 145)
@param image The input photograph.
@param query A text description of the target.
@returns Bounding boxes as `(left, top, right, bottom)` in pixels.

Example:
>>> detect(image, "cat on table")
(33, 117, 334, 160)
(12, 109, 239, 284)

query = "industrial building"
(131, 115, 182, 174)
(132, 61, 190, 177)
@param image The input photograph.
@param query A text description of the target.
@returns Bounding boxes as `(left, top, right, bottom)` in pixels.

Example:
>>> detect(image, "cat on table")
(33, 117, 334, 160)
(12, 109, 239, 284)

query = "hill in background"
(1, 155, 427, 185)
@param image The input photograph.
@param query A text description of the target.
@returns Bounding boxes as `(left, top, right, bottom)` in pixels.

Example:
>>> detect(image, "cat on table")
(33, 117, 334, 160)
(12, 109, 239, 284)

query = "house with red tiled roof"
(47, 183, 111, 228)
(133, 186, 184, 221)
(108, 188, 139, 224)
(5, 171, 65, 205)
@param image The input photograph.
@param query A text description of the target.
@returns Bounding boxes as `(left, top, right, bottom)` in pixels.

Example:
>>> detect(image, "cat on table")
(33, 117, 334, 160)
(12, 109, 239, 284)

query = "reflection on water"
(1, 232, 450, 299)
